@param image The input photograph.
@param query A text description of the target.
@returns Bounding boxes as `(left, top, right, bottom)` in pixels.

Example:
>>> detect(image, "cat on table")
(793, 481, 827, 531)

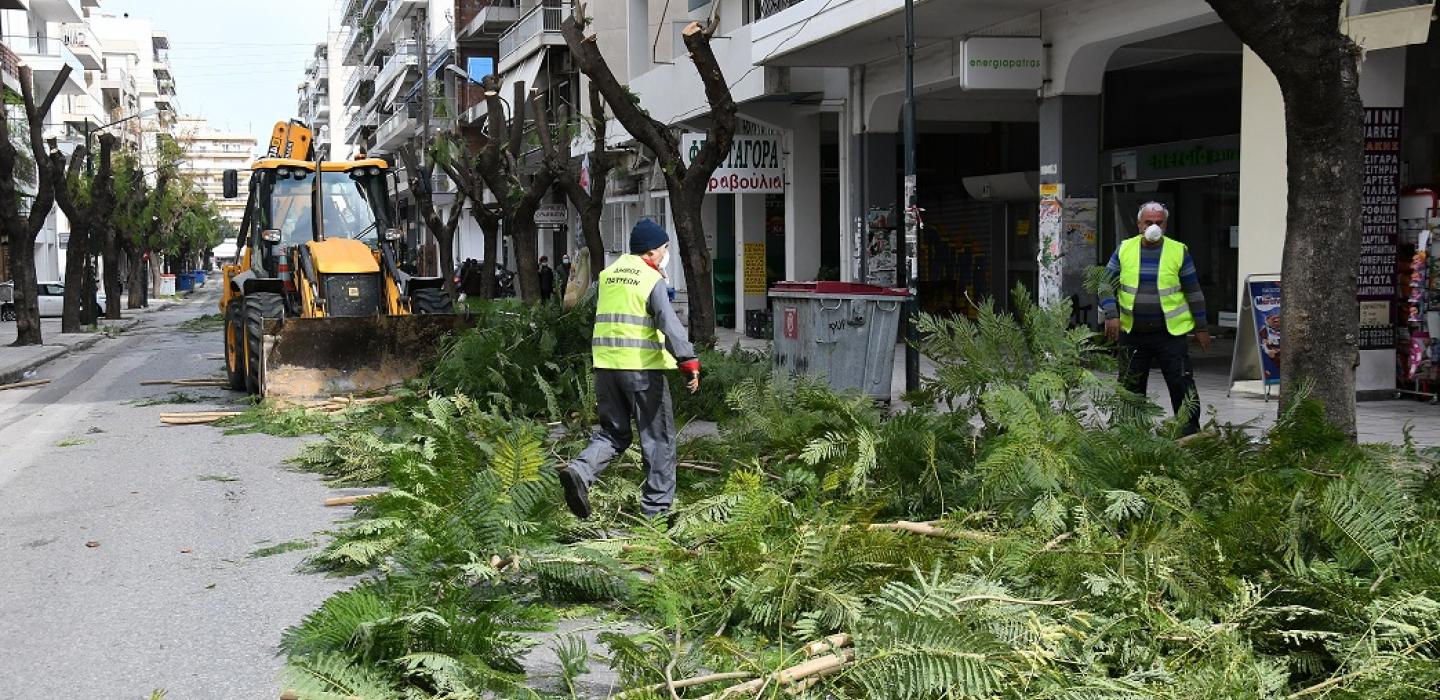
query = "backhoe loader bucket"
(259, 315, 472, 400)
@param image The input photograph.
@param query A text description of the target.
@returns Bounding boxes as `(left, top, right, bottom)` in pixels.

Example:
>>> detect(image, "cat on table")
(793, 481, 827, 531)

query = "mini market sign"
(682, 134, 785, 194)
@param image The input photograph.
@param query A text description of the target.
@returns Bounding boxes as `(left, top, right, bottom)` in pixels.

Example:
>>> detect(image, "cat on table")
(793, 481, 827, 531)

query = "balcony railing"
(377, 41, 419, 92)
(374, 109, 416, 150)
(459, 0, 522, 40)
(497, 1, 570, 67)
(754, 0, 804, 21)
(2, 34, 84, 77)
(343, 65, 378, 102)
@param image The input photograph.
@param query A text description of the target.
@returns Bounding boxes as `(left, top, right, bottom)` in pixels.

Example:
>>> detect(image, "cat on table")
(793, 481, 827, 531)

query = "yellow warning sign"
(743, 242, 767, 295)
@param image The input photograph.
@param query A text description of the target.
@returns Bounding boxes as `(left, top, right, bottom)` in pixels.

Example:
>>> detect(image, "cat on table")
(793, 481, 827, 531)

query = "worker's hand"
(1194, 330, 1212, 353)
(1104, 318, 1121, 342)
(685, 371, 700, 394)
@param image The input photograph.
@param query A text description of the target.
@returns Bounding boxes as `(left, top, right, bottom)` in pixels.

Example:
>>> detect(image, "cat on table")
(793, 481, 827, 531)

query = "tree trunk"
(476, 210, 499, 299)
(1204, 0, 1363, 436)
(672, 197, 716, 347)
(61, 220, 89, 333)
(437, 228, 457, 300)
(580, 205, 605, 279)
(103, 234, 123, 319)
(511, 214, 542, 303)
(127, 248, 146, 309)
(7, 236, 41, 346)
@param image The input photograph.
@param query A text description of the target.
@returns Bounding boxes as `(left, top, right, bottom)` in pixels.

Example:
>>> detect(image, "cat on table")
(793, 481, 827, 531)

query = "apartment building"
(334, 0, 460, 273)
(88, 12, 181, 168)
(297, 43, 333, 155)
(175, 115, 257, 230)
(1, 0, 100, 282)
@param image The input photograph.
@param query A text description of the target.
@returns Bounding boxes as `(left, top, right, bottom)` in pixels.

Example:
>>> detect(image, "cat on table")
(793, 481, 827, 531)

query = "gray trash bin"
(768, 281, 909, 401)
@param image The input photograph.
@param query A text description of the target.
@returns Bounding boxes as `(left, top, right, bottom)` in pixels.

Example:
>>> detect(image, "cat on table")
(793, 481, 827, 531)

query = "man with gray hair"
(1100, 202, 1210, 435)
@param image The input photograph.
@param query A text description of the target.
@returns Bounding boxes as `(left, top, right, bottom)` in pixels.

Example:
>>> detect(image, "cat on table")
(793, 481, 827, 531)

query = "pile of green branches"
(276, 289, 1440, 700)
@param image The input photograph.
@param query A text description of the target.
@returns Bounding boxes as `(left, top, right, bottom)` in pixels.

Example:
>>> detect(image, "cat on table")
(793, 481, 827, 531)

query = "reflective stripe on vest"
(1116, 236, 1196, 336)
(592, 254, 677, 370)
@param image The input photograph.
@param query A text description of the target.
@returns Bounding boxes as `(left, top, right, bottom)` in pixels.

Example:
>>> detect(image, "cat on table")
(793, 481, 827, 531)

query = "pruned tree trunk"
(54, 142, 90, 333)
(0, 65, 72, 346)
(562, 14, 737, 346)
(91, 135, 118, 321)
(1204, 0, 1364, 436)
(399, 146, 467, 300)
(438, 144, 504, 299)
(542, 82, 616, 281)
(470, 83, 555, 304)
(126, 246, 146, 309)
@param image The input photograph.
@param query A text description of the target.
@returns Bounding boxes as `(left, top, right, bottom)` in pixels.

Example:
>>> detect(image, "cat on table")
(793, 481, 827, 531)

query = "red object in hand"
(678, 359, 700, 375)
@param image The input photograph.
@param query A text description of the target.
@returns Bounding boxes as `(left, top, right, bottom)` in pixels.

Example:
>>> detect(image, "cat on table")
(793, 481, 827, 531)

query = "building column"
(1037, 94, 1101, 308)
(786, 114, 823, 281)
(735, 193, 767, 318)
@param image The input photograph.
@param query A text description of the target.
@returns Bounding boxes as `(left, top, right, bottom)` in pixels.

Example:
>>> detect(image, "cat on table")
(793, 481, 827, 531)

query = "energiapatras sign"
(681, 134, 784, 194)
(962, 38, 1044, 90)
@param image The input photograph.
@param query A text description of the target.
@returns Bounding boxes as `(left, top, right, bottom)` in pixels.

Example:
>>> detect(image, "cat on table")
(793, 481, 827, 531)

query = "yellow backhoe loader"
(217, 120, 469, 399)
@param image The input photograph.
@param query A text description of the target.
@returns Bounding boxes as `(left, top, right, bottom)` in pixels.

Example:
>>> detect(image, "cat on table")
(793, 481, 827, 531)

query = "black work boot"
(558, 466, 591, 519)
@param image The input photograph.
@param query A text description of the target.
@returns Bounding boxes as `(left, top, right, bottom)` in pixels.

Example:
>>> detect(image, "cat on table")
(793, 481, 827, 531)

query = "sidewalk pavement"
(0, 290, 204, 385)
(713, 327, 1440, 447)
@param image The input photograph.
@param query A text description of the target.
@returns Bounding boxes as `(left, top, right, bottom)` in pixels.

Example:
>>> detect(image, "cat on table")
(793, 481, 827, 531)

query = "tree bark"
(53, 144, 90, 333)
(1204, 0, 1364, 436)
(562, 16, 737, 346)
(126, 245, 146, 309)
(0, 65, 72, 346)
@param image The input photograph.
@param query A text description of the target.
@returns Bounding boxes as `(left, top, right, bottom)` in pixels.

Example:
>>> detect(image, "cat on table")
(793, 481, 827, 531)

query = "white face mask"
(1143, 224, 1164, 243)
(658, 248, 671, 270)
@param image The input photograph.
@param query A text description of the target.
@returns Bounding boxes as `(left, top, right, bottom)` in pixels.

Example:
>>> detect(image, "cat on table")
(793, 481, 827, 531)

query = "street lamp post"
(902, 0, 920, 392)
(80, 108, 157, 324)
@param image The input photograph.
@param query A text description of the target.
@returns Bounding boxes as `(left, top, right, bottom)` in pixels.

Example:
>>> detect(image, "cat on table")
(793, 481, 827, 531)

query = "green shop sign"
(1148, 145, 1239, 171)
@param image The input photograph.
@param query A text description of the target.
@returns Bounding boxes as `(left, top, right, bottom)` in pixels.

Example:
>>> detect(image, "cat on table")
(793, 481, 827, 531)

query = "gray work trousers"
(569, 369, 676, 516)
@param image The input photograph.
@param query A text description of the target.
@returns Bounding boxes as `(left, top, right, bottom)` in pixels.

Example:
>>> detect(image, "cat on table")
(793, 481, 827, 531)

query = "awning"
(213, 240, 238, 259)
(499, 51, 546, 107)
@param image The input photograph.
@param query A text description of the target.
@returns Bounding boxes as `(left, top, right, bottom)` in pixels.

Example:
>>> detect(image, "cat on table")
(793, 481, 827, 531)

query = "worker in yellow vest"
(1100, 202, 1211, 436)
(560, 219, 700, 519)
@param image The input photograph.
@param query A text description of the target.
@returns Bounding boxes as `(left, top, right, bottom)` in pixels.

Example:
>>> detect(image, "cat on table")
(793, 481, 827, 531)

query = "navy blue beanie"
(630, 218, 669, 254)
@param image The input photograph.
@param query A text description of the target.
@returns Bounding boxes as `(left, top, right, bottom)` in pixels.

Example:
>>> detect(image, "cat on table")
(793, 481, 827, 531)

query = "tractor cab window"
(268, 167, 389, 246)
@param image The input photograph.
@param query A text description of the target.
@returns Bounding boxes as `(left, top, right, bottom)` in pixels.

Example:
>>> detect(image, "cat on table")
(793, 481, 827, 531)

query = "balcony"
(27, 0, 83, 23)
(376, 0, 423, 44)
(57, 92, 102, 128)
(342, 65, 378, 105)
(373, 109, 416, 152)
(61, 23, 101, 70)
(458, 0, 522, 43)
(376, 40, 419, 95)
(3, 34, 86, 95)
(99, 68, 138, 99)
(341, 24, 373, 65)
(497, 0, 570, 73)
(151, 30, 170, 50)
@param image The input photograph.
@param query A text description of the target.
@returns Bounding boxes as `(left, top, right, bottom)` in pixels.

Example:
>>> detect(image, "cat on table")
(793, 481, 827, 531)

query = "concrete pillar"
(1037, 94, 1101, 307)
(786, 114, 823, 281)
(735, 193, 767, 316)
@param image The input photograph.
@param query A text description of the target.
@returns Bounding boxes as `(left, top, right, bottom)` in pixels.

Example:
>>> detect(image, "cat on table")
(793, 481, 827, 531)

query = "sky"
(100, 0, 339, 144)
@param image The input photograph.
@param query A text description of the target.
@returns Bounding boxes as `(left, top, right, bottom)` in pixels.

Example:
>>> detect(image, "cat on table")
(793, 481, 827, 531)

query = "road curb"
(0, 316, 144, 385)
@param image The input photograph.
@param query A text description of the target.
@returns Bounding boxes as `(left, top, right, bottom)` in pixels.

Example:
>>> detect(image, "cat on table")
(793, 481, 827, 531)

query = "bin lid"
(768, 281, 909, 298)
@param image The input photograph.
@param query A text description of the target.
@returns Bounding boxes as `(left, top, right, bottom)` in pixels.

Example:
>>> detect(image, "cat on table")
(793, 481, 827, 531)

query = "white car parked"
(35, 282, 105, 318)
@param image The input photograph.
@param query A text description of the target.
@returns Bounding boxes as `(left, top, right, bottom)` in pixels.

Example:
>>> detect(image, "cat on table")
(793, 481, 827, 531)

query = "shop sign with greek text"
(681, 134, 784, 194)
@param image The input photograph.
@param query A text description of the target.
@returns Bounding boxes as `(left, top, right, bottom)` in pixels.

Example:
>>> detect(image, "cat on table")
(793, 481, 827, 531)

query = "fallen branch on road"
(323, 493, 383, 507)
(160, 411, 244, 425)
(0, 378, 50, 391)
(141, 378, 231, 387)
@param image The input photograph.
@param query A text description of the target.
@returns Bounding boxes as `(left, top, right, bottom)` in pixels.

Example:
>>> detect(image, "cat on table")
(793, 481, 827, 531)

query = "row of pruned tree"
(401, 9, 735, 346)
(2, 65, 230, 346)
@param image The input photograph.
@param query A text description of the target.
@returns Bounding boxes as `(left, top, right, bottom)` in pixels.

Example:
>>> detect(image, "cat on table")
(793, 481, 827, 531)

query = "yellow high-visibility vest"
(1117, 236, 1195, 335)
(592, 254, 676, 370)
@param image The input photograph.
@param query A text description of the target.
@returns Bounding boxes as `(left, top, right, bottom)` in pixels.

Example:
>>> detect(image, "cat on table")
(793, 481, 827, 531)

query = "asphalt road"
(0, 288, 352, 699)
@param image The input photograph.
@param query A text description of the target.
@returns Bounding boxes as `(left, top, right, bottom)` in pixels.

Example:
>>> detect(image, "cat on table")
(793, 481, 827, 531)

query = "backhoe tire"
(224, 297, 246, 391)
(411, 287, 453, 314)
(243, 292, 285, 396)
